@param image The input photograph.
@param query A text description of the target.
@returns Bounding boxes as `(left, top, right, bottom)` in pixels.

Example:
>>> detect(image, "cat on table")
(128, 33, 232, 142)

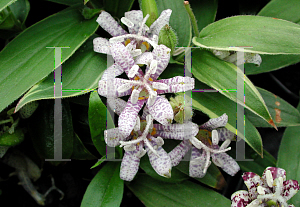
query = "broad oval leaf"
(15, 36, 107, 112)
(277, 101, 300, 206)
(88, 91, 107, 156)
(154, 0, 192, 47)
(193, 15, 300, 54)
(192, 49, 274, 128)
(81, 162, 123, 207)
(245, 87, 300, 127)
(0, 5, 98, 113)
(126, 174, 231, 207)
(46, 0, 83, 6)
(103, 0, 135, 19)
(72, 133, 97, 160)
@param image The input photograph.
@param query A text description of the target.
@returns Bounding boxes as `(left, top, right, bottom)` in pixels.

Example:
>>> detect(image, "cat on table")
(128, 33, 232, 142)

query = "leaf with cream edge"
(193, 15, 300, 54)
(15, 36, 107, 112)
(192, 49, 275, 129)
(160, 64, 263, 157)
(0, 5, 98, 113)
(0, 0, 16, 12)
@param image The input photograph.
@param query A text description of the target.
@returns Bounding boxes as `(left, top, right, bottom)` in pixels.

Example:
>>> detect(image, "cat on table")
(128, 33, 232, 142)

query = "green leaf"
(139, 154, 189, 183)
(127, 174, 231, 207)
(0, 128, 24, 146)
(103, 0, 135, 19)
(88, 91, 107, 156)
(71, 133, 97, 160)
(46, 0, 83, 6)
(193, 15, 300, 54)
(277, 100, 300, 206)
(90, 155, 106, 169)
(28, 100, 73, 165)
(245, 87, 300, 127)
(0, 0, 16, 12)
(258, 0, 300, 23)
(189, 0, 218, 32)
(192, 49, 274, 128)
(245, 54, 300, 75)
(154, 0, 192, 47)
(9, 0, 30, 25)
(15, 36, 106, 112)
(160, 63, 263, 156)
(0, 5, 98, 113)
(81, 162, 123, 207)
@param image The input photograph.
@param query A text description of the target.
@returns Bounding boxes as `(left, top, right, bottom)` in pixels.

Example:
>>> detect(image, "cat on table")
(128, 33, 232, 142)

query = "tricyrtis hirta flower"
(168, 113, 240, 178)
(231, 167, 300, 207)
(104, 98, 172, 181)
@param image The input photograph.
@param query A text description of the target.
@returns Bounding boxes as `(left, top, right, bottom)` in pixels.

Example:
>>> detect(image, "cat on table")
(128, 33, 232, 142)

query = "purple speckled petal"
(189, 147, 207, 178)
(124, 10, 143, 34)
(120, 150, 141, 181)
(217, 128, 236, 141)
(168, 140, 192, 166)
(282, 180, 300, 201)
(141, 105, 150, 120)
(149, 9, 172, 37)
(93, 37, 111, 54)
(242, 172, 265, 200)
(156, 76, 195, 94)
(150, 45, 171, 80)
(104, 128, 126, 147)
(118, 99, 146, 138)
(147, 96, 173, 125)
(154, 122, 198, 140)
(200, 113, 228, 130)
(108, 98, 127, 116)
(262, 167, 286, 183)
(100, 64, 123, 81)
(211, 152, 240, 176)
(98, 78, 132, 97)
(288, 205, 295, 207)
(231, 190, 251, 207)
(145, 139, 172, 178)
(110, 42, 135, 77)
(96, 11, 127, 37)
(135, 52, 153, 66)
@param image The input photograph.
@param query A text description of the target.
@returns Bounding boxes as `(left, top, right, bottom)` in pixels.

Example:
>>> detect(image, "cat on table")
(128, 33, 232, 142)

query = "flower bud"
(19, 101, 39, 119)
(169, 95, 192, 124)
(158, 24, 178, 54)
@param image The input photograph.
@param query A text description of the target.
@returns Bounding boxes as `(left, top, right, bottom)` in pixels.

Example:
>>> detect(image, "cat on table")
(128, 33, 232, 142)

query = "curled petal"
(100, 64, 123, 81)
(107, 98, 127, 116)
(282, 180, 300, 201)
(242, 172, 265, 200)
(149, 9, 172, 37)
(96, 11, 127, 37)
(217, 128, 236, 141)
(120, 149, 141, 181)
(168, 140, 192, 166)
(262, 167, 286, 183)
(110, 42, 136, 78)
(135, 52, 153, 66)
(147, 96, 173, 125)
(231, 190, 251, 207)
(118, 99, 146, 138)
(211, 152, 240, 176)
(104, 128, 123, 147)
(124, 10, 144, 34)
(150, 45, 171, 80)
(200, 113, 228, 130)
(156, 77, 195, 94)
(98, 78, 132, 97)
(145, 140, 172, 178)
(93, 37, 111, 54)
(189, 147, 207, 178)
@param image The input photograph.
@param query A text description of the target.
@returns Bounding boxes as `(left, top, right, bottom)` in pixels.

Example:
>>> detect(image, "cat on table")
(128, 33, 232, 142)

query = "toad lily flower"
(168, 113, 240, 178)
(98, 41, 194, 139)
(104, 98, 172, 181)
(231, 167, 300, 207)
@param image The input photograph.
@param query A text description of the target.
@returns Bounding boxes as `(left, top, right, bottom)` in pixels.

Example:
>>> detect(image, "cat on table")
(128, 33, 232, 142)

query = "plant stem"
(184, 1, 200, 37)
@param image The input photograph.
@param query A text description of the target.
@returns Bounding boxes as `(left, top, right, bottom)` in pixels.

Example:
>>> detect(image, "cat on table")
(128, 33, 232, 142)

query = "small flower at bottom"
(231, 167, 300, 207)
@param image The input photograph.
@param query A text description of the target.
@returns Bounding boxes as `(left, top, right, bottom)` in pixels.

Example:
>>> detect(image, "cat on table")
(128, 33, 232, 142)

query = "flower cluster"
(231, 167, 300, 207)
(94, 9, 239, 182)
